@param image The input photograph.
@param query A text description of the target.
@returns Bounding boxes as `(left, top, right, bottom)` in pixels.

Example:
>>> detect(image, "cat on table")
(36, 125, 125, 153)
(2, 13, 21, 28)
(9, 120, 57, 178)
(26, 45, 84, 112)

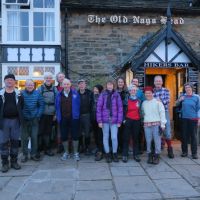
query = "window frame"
(2, 0, 60, 44)
(4, 0, 30, 6)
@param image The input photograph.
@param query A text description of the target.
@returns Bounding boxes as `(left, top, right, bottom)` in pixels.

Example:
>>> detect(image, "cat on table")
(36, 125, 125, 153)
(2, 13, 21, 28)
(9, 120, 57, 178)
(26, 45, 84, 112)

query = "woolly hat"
(4, 74, 16, 80)
(143, 86, 153, 93)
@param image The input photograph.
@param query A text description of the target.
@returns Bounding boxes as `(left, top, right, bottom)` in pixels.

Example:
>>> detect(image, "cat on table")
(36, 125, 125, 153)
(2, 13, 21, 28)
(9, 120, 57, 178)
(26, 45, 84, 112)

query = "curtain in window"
(44, 12, 55, 41)
(7, 11, 19, 41)
(45, 0, 54, 8)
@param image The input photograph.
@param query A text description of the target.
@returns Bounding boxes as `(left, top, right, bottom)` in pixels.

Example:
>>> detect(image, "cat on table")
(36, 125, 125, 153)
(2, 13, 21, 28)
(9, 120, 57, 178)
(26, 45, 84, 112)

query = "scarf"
(106, 90, 114, 117)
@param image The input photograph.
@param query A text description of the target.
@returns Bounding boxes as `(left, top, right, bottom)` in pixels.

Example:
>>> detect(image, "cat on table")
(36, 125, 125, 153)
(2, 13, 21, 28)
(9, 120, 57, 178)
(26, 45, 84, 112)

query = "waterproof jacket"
(21, 89, 44, 120)
(37, 84, 57, 115)
(96, 90, 123, 124)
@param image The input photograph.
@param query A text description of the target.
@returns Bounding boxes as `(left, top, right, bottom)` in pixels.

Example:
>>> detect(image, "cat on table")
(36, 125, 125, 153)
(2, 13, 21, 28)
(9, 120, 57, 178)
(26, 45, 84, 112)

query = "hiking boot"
(45, 150, 54, 157)
(113, 153, 119, 162)
(147, 153, 153, 164)
(73, 153, 80, 161)
(153, 154, 160, 165)
(181, 152, 188, 157)
(122, 156, 128, 163)
(95, 152, 103, 161)
(1, 163, 9, 173)
(21, 155, 28, 163)
(60, 152, 70, 161)
(134, 155, 141, 162)
(167, 147, 174, 159)
(192, 154, 198, 159)
(31, 155, 40, 161)
(105, 153, 112, 163)
(1, 156, 9, 173)
(11, 162, 21, 170)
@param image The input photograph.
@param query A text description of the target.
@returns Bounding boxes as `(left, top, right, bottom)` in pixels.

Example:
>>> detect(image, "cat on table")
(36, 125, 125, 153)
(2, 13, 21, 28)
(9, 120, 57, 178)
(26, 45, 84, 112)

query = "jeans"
(102, 123, 118, 153)
(181, 118, 197, 155)
(144, 125, 161, 154)
(123, 119, 140, 156)
(21, 118, 39, 156)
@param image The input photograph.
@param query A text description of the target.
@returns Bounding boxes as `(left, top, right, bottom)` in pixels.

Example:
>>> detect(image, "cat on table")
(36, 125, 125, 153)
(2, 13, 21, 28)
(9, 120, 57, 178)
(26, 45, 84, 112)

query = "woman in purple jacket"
(97, 80, 123, 163)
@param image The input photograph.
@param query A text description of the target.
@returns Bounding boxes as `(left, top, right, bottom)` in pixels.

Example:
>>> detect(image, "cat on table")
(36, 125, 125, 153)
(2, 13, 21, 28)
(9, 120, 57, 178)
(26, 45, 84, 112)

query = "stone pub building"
(61, 0, 200, 137)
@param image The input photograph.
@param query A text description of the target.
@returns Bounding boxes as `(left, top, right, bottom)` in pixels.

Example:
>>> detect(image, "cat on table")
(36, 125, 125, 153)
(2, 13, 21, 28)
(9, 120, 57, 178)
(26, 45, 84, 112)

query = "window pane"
(44, 27, 54, 41)
(6, 0, 16, 3)
(7, 27, 19, 41)
(20, 27, 29, 41)
(45, 13, 54, 27)
(33, 0, 43, 8)
(17, 0, 28, 3)
(45, 0, 54, 8)
(34, 12, 43, 26)
(8, 67, 18, 75)
(20, 12, 28, 26)
(7, 11, 19, 26)
(34, 27, 43, 41)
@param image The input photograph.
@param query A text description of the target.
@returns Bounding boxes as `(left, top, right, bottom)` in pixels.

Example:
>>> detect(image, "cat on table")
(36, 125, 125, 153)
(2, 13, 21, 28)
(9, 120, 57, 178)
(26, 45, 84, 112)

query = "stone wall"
(61, 10, 200, 89)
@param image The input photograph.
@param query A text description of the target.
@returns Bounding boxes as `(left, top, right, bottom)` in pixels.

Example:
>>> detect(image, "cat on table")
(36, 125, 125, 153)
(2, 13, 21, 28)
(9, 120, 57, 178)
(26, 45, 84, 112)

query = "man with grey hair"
(38, 72, 57, 157)
(21, 80, 44, 162)
(153, 75, 174, 158)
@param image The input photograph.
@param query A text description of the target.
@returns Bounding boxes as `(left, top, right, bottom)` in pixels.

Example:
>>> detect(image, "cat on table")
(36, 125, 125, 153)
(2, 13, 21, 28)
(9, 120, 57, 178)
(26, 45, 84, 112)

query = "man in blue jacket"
(21, 79, 44, 162)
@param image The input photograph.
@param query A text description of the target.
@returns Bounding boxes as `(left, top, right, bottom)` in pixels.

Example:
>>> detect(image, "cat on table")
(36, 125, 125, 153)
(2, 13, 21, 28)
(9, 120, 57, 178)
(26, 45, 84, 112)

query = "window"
(33, 0, 54, 8)
(5, 0, 30, 5)
(7, 11, 29, 41)
(7, 66, 29, 76)
(33, 12, 55, 41)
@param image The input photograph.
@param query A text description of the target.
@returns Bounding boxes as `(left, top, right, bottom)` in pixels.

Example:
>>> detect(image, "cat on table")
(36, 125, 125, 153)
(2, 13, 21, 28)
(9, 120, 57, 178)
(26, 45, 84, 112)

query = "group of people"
(0, 72, 199, 173)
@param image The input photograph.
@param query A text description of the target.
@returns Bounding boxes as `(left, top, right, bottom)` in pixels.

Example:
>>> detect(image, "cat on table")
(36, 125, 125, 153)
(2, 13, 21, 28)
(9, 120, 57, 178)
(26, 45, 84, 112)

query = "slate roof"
(61, 0, 200, 13)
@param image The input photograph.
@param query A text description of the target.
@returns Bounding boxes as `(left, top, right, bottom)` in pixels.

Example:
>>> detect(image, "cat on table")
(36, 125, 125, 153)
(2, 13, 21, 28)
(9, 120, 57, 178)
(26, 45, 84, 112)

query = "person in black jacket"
(116, 77, 128, 155)
(91, 84, 104, 161)
(0, 74, 24, 173)
(78, 79, 93, 155)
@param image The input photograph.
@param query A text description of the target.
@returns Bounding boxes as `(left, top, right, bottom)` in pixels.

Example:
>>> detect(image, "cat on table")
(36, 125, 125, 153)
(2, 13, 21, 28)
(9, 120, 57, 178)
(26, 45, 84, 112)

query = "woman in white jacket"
(142, 86, 166, 164)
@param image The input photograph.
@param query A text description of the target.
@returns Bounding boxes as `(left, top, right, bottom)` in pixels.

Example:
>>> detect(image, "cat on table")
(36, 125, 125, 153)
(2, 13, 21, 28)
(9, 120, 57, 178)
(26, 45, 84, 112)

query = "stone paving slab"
(0, 176, 28, 195)
(0, 177, 12, 190)
(20, 179, 76, 194)
(111, 166, 146, 176)
(119, 193, 162, 200)
(77, 180, 113, 191)
(114, 176, 158, 193)
(110, 160, 140, 167)
(78, 166, 112, 180)
(172, 165, 200, 187)
(147, 171, 182, 180)
(30, 169, 78, 180)
(162, 156, 197, 165)
(74, 190, 117, 200)
(16, 193, 73, 200)
(153, 178, 200, 199)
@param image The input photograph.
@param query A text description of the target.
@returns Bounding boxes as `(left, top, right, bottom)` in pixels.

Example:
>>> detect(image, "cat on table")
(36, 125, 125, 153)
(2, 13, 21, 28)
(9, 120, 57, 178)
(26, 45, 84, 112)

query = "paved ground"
(1, 142, 200, 200)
